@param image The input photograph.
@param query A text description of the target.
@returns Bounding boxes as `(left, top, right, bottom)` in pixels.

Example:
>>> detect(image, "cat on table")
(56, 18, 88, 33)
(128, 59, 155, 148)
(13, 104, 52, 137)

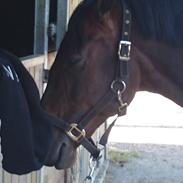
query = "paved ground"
(105, 92, 183, 183)
(106, 143, 183, 183)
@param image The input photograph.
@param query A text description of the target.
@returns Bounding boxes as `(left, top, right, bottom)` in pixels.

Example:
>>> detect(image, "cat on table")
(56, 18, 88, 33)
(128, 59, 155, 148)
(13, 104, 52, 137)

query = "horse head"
(41, 0, 141, 169)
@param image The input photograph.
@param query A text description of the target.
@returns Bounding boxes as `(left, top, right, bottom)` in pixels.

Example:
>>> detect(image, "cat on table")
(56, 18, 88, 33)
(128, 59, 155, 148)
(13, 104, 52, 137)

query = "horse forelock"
(67, 0, 117, 48)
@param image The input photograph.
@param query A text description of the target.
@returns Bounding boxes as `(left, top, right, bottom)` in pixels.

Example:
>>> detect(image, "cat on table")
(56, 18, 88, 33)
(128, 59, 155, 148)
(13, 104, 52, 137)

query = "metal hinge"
(43, 69, 49, 83)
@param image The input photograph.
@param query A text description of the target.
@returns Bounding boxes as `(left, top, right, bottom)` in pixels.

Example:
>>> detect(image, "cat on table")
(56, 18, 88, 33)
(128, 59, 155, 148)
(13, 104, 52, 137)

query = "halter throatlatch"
(47, 2, 132, 160)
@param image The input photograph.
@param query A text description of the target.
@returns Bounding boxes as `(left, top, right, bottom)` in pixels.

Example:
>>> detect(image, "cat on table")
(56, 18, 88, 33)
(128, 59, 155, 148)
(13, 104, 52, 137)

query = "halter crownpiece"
(118, 4, 132, 62)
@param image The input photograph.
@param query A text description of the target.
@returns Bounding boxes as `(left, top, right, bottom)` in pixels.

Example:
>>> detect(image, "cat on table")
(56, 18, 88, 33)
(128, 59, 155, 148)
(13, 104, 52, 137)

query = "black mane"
(125, 0, 183, 46)
(77, 0, 183, 46)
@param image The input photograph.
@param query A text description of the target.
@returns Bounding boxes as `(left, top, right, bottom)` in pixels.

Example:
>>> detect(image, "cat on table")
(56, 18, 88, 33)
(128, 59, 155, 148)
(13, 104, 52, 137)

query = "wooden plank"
(26, 63, 44, 96)
(69, 0, 82, 16)
(43, 167, 65, 183)
(11, 175, 19, 183)
(19, 175, 27, 183)
(48, 52, 56, 68)
(38, 65, 44, 95)
(36, 172, 40, 183)
(30, 67, 36, 81)
(34, 65, 41, 95)
(0, 170, 2, 183)
(26, 174, 32, 183)
(68, 148, 80, 183)
(2, 171, 12, 183)
(78, 148, 89, 182)
(31, 171, 37, 183)
(22, 55, 45, 69)
(32, 64, 44, 96)
(69, 0, 78, 16)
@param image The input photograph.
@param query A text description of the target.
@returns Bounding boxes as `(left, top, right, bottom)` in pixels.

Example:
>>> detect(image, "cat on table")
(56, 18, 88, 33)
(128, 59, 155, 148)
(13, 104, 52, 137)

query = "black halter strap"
(46, 1, 132, 159)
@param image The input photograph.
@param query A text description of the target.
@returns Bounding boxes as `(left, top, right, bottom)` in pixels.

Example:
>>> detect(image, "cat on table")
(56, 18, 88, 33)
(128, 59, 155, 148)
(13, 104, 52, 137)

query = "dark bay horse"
(41, 0, 183, 169)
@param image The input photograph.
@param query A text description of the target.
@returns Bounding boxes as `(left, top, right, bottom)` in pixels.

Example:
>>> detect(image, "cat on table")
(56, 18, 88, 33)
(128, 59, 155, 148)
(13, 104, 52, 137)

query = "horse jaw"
(133, 41, 183, 108)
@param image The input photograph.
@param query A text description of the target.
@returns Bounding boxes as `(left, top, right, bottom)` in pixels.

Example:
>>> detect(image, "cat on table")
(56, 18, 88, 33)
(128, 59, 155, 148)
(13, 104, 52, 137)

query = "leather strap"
(99, 116, 118, 146)
(78, 90, 116, 129)
(79, 138, 100, 158)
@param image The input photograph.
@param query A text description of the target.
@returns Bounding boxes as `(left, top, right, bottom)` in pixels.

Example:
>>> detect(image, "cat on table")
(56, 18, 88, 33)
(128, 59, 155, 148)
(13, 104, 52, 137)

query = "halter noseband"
(46, 2, 132, 159)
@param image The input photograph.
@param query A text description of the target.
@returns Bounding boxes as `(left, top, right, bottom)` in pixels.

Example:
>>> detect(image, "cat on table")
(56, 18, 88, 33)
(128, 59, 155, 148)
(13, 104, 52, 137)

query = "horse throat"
(135, 42, 183, 107)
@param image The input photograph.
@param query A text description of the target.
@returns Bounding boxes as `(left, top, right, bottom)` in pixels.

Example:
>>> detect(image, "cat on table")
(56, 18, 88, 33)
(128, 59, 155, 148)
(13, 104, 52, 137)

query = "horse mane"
(72, 0, 183, 47)
(125, 0, 183, 46)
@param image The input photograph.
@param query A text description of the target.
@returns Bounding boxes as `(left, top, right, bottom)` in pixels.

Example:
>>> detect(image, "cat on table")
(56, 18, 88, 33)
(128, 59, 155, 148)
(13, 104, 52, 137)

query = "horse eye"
(70, 55, 82, 65)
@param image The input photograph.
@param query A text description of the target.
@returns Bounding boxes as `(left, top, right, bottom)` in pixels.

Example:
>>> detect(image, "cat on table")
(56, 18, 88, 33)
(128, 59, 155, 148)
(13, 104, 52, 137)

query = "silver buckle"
(118, 40, 131, 61)
(66, 123, 86, 142)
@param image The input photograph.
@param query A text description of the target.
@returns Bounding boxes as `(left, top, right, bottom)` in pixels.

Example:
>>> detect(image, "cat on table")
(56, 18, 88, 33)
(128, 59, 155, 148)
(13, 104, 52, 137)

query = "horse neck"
(133, 37, 183, 107)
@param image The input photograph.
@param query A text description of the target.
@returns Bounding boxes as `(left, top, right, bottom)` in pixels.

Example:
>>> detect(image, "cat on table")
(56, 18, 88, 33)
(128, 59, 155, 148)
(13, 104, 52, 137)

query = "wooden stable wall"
(23, 55, 45, 95)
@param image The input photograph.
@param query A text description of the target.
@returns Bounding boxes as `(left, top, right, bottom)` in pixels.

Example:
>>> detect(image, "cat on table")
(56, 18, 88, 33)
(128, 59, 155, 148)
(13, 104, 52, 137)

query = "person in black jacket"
(0, 49, 59, 175)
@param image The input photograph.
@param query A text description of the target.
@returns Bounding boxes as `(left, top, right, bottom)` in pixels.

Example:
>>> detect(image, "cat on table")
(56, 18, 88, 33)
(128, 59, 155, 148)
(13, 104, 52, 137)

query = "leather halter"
(46, 2, 132, 159)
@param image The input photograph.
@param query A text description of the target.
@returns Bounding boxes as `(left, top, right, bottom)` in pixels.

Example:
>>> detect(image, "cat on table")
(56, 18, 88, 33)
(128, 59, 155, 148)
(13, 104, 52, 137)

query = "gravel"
(105, 143, 183, 183)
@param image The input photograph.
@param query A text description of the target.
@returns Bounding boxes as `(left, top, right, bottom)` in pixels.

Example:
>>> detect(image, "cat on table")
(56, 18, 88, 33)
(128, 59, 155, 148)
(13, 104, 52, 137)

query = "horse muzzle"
(44, 132, 77, 169)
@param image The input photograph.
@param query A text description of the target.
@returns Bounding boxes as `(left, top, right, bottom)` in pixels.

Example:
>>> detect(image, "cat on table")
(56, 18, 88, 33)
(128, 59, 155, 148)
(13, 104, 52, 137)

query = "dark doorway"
(48, 0, 57, 52)
(0, 0, 35, 57)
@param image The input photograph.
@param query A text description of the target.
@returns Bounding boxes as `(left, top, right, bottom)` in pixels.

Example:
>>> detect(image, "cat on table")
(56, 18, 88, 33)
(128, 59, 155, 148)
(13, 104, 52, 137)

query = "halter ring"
(111, 80, 127, 94)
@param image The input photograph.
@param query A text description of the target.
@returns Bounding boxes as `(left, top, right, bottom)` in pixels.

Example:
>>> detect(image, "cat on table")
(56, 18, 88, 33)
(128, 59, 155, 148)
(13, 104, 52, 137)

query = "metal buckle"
(66, 123, 86, 142)
(118, 40, 131, 61)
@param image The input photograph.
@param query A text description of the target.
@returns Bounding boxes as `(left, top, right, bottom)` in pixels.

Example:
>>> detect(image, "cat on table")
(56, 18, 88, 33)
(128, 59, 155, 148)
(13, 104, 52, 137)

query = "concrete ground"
(105, 91, 183, 183)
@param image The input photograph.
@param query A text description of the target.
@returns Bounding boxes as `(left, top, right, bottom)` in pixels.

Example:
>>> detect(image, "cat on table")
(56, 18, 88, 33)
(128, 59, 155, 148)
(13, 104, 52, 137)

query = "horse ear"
(96, 0, 114, 15)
